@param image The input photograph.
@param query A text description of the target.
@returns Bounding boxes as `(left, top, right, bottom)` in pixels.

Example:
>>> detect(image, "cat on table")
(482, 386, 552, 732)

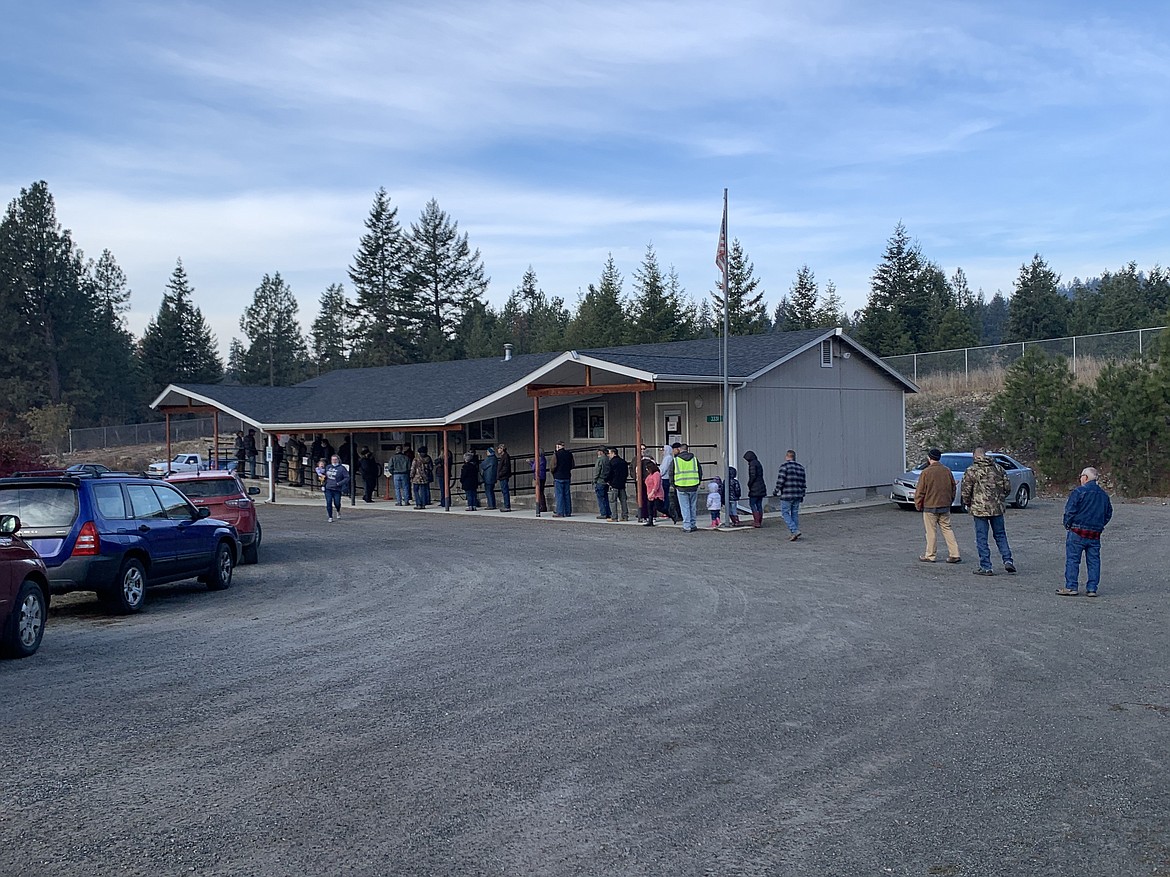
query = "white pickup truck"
(145, 454, 238, 478)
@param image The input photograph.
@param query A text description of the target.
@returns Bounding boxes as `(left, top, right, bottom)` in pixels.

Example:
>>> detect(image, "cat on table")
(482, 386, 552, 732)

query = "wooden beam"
(157, 404, 222, 415)
(526, 382, 655, 398)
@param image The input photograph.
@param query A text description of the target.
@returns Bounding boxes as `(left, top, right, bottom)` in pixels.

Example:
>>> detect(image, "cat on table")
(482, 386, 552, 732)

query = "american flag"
(715, 196, 728, 272)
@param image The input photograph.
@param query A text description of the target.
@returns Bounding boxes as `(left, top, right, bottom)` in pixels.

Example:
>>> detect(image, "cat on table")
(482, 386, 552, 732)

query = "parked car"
(65, 463, 113, 476)
(891, 452, 1036, 511)
(0, 513, 49, 658)
(145, 454, 238, 478)
(166, 471, 262, 564)
(0, 473, 241, 613)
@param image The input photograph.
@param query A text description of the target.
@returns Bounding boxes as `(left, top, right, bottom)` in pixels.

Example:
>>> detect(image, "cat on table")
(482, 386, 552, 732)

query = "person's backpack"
(424, 457, 435, 483)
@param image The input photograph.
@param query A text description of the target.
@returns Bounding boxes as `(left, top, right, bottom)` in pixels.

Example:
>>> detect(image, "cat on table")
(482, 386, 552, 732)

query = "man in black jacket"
(605, 447, 630, 521)
(552, 441, 575, 517)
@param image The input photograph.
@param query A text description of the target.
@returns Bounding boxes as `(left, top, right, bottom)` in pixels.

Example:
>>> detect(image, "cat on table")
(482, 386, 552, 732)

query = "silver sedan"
(891, 452, 1036, 511)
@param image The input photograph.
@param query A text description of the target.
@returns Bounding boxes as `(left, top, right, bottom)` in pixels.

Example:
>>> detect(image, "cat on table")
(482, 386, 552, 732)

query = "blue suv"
(0, 473, 241, 613)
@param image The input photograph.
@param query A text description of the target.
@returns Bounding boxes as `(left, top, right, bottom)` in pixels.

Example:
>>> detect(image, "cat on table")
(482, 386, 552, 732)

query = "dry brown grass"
(911, 356, 1114, 401)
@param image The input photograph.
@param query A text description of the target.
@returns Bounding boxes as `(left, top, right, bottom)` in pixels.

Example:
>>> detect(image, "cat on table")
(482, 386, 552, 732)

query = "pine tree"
(695, 299, 717, 338)
(226, 339, 246, 383)
(239, 272, 310, 386)
(816, 281, 847, 329)
(628, 244, 689, 343)
(407, 198, 489, 361)
(712, 239, 770, 335)
(456, 299, 501, 360)
(80, 250, 143, 423)
(349, 188, 413, 367)
(310, 283, 351, 375)
(496, 267, 568, 354)
(566, 255, 628, 349)
(979, 291, 1010, 344)
(139, 259, 224, 390)
(856, 223, 921, 355)
(1006, 254, 1068, 342)
(787, 265, 820, 329)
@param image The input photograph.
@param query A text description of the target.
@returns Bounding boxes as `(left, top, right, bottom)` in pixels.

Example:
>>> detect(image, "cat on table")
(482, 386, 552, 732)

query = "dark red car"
(166, 471, 262, 564)
(1, 513, 49, 658)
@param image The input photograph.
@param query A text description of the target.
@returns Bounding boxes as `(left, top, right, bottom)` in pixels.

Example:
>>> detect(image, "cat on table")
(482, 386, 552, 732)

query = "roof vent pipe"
(503, 343, 514, 361)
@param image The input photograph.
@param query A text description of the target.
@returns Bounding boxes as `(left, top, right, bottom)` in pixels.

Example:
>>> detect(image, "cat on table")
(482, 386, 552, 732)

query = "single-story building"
(151, 327, 917, 508)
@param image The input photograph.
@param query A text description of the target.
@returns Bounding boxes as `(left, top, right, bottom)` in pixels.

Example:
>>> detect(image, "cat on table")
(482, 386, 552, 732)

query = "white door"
(655, 403, 688, 449)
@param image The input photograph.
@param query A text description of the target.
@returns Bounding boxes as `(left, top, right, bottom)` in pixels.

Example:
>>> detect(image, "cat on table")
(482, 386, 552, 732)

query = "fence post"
(1072, 335, 1077, 375)
(964, 348, 968, 381)
(913, 354, 917, 382)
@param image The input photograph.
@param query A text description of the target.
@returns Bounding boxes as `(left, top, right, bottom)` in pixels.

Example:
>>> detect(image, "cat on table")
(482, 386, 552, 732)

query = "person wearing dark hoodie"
(496, 444, 513, 512)
(460, 452, 480, 510)
(323, 453, 350, 522)
(743, 450, 768, 528)
(671, 443, 703, 533)
(358, 447, 380, 503)
(480, 446, 499, 510)
(727, 466, 743, 527)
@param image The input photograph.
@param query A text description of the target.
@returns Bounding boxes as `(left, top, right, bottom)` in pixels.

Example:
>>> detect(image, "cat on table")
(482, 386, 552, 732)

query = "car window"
(0, 486, 80, 528)
(126, 484, 168, 520)
(991, 455, 1017, 470)
(173, 478, 241, 499)
(153, 484, 196, 520)
(91, 483, 129, 520)
(940, 454, 972, 471)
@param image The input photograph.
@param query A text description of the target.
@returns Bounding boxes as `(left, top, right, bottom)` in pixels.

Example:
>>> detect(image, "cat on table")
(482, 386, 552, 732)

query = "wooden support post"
(212, 410, 219, 470)
(532, 396, 541, 516)
(165, 412, 172, 475)
(442, 430, 450, 512)
(635, 390, 643, 512)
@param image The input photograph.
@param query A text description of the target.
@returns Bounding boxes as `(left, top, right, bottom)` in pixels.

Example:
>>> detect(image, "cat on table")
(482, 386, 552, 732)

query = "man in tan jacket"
(915, 448, 961, 563)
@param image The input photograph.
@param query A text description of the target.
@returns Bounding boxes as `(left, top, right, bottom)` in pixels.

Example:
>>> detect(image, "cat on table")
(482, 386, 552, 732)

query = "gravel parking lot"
(3, 498, 1169, 876)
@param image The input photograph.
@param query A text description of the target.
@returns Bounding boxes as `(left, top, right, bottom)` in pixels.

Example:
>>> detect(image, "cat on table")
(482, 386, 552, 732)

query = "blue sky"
(5, 1, 1170, 352)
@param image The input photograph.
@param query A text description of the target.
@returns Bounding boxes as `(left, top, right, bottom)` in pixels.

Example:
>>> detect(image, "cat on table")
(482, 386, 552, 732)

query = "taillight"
(72, 521, 100, 556)
(224, 498, 252, 509)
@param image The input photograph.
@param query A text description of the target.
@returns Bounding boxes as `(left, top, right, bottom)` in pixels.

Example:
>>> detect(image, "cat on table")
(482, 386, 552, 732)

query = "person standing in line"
(726, 466, 743, 527)
(637, 447, 657, 523)
(323, 454, 350, 522)
(234, 430, 246, 476)
(743, 450, 767, 528)
(532, 448, 548, 513)
(642, 461, 663, 527)
(437, 448, 454, 509)
(460, 452, 480, 510)
(706, 479, 722, 529)
(659, 443, 679, 523)
(496, 444, 513, 512)
(915, 448, 961, 564)
(388, 445, 411, 506)
(593, 447, 612, 520)
(552, 440, 575, 517)
(244, 429, 258, 479)
(359, 447, 380, 503)
(606, 446, 630, 521)
(773, 449, 808, 541)
(286, 435, 303, 486)
(480, 446, 499, 510)
(410, 448, 429, 508)
(417, 447, 435, 506)
(272, 436, 285, 482)
(961, 447, 1016, 576)
(671, 443, 702, 533)
(1057, 467, 1113, 597)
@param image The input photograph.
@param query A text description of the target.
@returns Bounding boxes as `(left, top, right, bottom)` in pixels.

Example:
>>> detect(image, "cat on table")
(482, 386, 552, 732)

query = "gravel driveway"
(3, 499, 1169, 876)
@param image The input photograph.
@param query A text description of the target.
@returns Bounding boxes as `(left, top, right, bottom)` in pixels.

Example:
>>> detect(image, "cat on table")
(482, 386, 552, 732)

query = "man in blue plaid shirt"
(773, 449, 807, 541)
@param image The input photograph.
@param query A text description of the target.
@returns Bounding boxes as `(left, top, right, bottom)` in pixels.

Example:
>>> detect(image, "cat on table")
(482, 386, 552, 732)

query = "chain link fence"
(883, 326, 1166, 382)
(69, 415, 246, 453)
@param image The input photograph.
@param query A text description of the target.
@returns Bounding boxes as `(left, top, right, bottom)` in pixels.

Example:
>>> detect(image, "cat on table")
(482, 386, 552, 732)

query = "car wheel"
(206, 541, 235, 590)
(109, 558, 147, 614)
(242, 520, 261, 565)
(2, 579, 47, 659)
(1015, 484, 1031, 509)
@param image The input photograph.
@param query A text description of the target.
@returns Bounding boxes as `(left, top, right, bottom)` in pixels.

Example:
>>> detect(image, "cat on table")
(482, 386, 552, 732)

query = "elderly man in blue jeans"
(1057, 466, 1113, 597)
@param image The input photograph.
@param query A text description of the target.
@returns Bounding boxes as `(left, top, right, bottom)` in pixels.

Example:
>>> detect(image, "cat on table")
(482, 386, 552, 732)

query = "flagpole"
(720, 188, 731, 528)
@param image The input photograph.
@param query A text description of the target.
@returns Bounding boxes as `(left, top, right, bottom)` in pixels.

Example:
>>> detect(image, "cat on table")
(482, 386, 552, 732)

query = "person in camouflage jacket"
(961, 447, 1016, 576)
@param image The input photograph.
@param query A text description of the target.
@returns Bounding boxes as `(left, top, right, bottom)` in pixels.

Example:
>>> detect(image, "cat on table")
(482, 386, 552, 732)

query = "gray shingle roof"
(580, 329, 831, 378)
(162, 329, 906, 428)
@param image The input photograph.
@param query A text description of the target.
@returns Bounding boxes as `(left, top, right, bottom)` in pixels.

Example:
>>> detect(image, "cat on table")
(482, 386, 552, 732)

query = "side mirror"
(0, 514, 21, 535)
(197, 507, 212, 519)
(248, 487, 261, 496)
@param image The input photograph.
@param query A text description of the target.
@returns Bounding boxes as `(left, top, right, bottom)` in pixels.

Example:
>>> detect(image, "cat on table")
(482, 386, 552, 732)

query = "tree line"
(2, 181, 1167, 448)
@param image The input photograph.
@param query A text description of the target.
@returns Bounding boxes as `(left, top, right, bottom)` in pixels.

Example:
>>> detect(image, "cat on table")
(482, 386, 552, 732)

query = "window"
(466, 419, 497, 443)
(571, 404, 607, 441)
(0, 487, 79, 529)
(154, 485, 196, 520)
(820, 339, 833, 367)
(127, 484, 167, 520)
(92, 484, 128, 520)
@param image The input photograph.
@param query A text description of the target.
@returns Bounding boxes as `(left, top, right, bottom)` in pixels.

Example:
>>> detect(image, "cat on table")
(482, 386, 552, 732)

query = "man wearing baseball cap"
(915, 448, 961, 564)
(551, 440, 575, 517)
